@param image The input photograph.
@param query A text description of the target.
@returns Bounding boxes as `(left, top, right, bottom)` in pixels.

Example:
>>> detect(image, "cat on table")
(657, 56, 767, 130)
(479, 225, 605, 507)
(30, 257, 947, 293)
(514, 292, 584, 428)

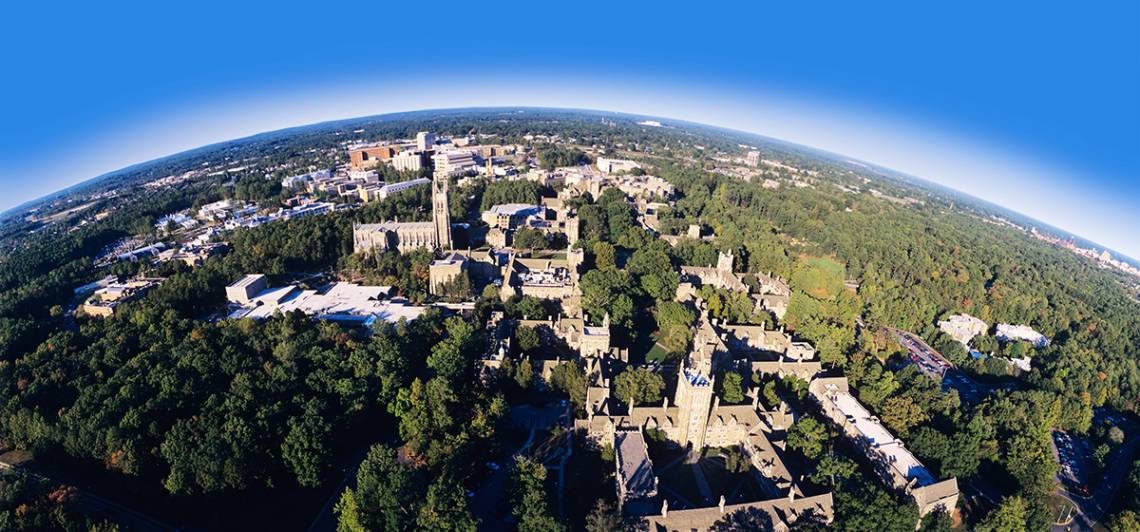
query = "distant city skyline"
(2, 2, 1136, 258)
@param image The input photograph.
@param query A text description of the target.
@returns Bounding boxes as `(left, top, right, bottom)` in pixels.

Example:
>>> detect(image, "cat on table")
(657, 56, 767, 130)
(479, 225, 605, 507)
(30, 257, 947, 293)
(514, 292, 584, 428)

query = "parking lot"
(892, 329, 952, 378)
(1052, 430, 1093, 497)
(889, 327, 1008, 404)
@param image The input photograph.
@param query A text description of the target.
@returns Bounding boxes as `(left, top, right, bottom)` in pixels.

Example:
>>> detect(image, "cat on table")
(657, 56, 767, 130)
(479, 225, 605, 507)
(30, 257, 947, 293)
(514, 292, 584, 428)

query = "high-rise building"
(416, 131, 436, 151)
(392, 150, 426, 172)
(349, 145, 401, 169)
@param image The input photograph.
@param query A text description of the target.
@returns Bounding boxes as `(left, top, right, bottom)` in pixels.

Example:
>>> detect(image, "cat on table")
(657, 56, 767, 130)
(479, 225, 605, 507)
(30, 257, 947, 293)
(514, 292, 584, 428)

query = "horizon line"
(3, 104, 1135, 264)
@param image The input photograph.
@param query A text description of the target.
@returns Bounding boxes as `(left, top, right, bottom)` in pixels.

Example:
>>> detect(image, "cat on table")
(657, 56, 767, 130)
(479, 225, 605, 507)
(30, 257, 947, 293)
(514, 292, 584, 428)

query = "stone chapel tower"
(432, 172, 452, 250)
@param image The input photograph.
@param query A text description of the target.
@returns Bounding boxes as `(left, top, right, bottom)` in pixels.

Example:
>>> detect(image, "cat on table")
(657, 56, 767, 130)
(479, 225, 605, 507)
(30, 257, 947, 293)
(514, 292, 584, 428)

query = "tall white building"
(392, 150, 426, 172)
(596, 157, 640, 174)
(416, 131, 436, 151)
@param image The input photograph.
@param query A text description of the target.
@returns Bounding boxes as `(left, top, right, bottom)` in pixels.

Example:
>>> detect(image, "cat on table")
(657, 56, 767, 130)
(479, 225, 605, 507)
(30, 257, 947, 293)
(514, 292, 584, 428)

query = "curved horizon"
(4, 92, 1137, 261)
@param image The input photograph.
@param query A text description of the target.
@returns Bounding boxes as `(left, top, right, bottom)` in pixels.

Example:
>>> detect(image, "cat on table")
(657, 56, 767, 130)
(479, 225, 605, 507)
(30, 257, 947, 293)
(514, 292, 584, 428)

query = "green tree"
(334, 488, 367, 532)
(516, 326, 541, 353)
(788, 415, 827, 459)
(480, 180, 541, 210)
(879, 395, 929, 437)
(1109, 510, 1140, 532)
(349, 444, 422, 532)
(281, 399, 332, 487)
(580, 268, 635, 331)
(585, 499, 620, 532)
(938, 340, 968, 366)
(972, 334, 999, 354)
(810, 453, 858, 487)
(417, 477, 478, 531)
(656, 301, 696, 354)
(513, 227, 548, 250)
(427, 317, 479, 381)
(1109, 426, 1125, 444)
(509, 457, 565, 532)
(833, 477, 920, 532)
(536, 145, 590, 170)
(550, 361, 587, 412)
(515, 357, 534, 389)
(613, 367, 666, 406)
(627, 245, 680, 301)
(396, 378, 457, 459)
(975, 495, 1028, 532)
(718, 371, 745, 404)
(592, 241, 616, 270)
(515, 296, 548, 320)
(919, 510, 954, 532)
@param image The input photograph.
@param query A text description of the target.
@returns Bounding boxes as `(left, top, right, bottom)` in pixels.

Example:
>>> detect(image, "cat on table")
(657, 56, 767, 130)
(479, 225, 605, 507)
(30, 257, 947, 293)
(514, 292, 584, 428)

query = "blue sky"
(2, 1, 1137, 257)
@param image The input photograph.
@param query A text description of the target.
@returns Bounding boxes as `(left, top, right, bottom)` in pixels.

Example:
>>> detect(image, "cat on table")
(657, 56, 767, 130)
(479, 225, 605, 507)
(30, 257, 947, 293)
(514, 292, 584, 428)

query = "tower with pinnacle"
(432, 171, 452, 250)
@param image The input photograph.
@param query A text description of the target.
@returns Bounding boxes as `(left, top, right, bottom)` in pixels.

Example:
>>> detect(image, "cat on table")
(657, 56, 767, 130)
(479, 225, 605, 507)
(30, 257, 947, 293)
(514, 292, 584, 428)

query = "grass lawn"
(793, 256, 847, 299)
(645, 342, 670, 363)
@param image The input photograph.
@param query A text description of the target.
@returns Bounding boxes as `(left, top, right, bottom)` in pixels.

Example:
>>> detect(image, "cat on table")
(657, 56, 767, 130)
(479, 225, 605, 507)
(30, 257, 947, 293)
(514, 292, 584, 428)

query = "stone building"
(643, 493, 834, 531)
(498, 249, 585, 315)
(517, 313, 611, 358)
(429, 252, 468, 295)
(432, 171, 452, 249)
(354, 221, 438, 254)
(680, 252, 749, 293)
(353, 172, 453, 254)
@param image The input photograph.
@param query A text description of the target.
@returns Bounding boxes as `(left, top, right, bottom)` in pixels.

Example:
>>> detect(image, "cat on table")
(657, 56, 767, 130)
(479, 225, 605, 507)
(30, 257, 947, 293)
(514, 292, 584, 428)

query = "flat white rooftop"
(486, 203, 543, 216)
(823, 385, 935, 486)
(229, 273, 266, 289)
(228, 282, 422, 324)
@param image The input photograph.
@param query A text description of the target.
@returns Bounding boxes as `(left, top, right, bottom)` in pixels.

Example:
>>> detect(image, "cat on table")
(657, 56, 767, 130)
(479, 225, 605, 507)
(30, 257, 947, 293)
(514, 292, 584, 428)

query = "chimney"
(713, 395, 720, 410)
(788, 485, 796, 502)
(662, 396, 669, 409)
(661, 499, 668, 518)
(718, 495, 726, 513)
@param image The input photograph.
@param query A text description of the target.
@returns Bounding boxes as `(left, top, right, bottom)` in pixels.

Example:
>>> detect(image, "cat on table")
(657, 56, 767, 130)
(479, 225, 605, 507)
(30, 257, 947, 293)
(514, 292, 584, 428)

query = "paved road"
(1051, 433, 1140, 531)
(305, 447, 370, 532)
(469, 429, 536, 531)
(0, 460, 178, 531)
(890, 328, 952, 378)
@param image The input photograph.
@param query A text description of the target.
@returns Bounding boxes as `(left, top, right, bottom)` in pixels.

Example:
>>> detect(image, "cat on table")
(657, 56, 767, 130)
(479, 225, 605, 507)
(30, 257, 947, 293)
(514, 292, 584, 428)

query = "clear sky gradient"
(2, 1, 1137, 257)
